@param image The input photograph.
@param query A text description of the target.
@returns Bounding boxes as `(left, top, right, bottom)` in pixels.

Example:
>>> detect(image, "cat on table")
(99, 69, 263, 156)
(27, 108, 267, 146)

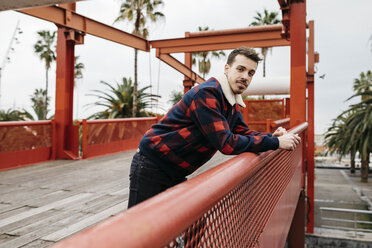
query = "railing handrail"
(244, 99, 284, 103)
(272, 117, 290, 126)
(76, 117, 157, 125)
(320, 207, 372, 215)
(0, 120, 52, 127)
(52, 122, 308, 248)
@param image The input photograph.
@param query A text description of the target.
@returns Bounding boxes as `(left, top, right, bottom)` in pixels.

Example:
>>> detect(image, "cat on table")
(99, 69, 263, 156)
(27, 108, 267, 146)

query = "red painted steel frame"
(306, 20, 315, 233)
(289, 1, 307, 128)
(55, 16, 79, 160)
(0, 120, 55, 171)
(18, 5, 149, 51)
(51, 123, 308, 248)
(81, 117, 157, 159)
(151, 25, 290, 54)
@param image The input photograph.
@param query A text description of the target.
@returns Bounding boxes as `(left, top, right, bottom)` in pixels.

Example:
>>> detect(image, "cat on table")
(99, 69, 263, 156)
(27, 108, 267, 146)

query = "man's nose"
(241, 72, 249, 80)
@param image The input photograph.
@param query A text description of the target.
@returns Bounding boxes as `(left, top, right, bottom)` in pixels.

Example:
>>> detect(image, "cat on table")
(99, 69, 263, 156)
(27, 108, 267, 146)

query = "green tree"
(114, 0, 164, 117)
(192, 26, 225, 79)
(169, 90, 183, 106)
(325, 71, 372, 182)
(24, 88, 51, 120)
(34, 30, 56, 119)
(325, 113, 357, 174)
(74, 56, 85, 119)
(353, 70, 372, 101)
(250, 9, 280, 77)
(0, 109, 27, 121)
(74, 56, 85, 81)
(87, 77, 160, 119)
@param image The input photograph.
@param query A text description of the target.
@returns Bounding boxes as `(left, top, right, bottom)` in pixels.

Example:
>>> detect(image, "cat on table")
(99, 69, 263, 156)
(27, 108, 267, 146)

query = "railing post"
(287, 190, 305, 248)
(266, 119, 272, 133)
(82, 119, 88, 159)
(51, 119, 56, 160)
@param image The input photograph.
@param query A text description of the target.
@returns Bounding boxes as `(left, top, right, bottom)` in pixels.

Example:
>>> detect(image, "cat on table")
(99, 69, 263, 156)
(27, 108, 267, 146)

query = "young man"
(128, 47, 301, 208)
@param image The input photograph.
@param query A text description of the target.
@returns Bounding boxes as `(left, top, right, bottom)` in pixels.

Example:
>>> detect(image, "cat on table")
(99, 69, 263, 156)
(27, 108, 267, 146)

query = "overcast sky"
(0, 0, 371, 134)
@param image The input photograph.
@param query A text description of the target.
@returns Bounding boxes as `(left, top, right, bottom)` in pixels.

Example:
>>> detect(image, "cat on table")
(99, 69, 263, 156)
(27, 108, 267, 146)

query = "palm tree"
(250, 9, 280, 77)
(325, 113, 357, 174)
(0, 109, 27, 121)
(192, 27, 225, 79)
(353, 70, 372, 101)
(343, 92, 372, 182)
(34, 30, 56, 119)
(87, 77, 160, 119)
(325, 72, 372, 182)
(74, 56, 85, 119)
(28, 89, 50, 120)
(114, 0, 164, 117)
(74, 56, 85, 81)
(169, 90, 183, 106)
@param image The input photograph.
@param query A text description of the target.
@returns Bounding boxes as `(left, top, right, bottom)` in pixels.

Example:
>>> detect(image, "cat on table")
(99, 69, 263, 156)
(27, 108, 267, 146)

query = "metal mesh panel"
(87, 119, 155, 145)
(247, 101, 283, 121)
(0, 124, 51, 152)
(166, 148, 301, 248)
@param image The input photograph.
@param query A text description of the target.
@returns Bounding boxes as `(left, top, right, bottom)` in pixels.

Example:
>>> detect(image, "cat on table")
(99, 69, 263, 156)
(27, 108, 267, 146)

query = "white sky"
(0, 0, 371, 134)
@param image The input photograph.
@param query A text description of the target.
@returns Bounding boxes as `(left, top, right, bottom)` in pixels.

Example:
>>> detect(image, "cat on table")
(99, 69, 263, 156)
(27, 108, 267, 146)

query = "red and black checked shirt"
(139, 77, 279, 178)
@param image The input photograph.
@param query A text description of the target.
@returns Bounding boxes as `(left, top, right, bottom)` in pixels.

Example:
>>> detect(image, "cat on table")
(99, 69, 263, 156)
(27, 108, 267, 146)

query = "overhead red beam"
(156, 51, 204, 84)
(156, 39, 289, 54)
(18, 5, 149, 51)
(150, 25, 289, 53)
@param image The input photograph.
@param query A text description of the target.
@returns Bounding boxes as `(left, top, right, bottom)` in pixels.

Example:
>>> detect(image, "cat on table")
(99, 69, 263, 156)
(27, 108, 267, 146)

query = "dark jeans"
(127, 151, 187, 208)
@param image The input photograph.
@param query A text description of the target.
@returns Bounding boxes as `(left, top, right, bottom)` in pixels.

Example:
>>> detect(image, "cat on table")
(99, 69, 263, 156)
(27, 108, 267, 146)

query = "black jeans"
(127, 151, 187, 208)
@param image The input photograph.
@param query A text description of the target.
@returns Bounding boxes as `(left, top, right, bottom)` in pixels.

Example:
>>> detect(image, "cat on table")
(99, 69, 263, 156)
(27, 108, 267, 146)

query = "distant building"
(314, 134, 325, 155)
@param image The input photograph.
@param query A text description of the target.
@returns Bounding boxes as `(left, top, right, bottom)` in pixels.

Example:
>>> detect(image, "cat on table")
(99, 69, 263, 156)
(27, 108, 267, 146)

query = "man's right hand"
(277, 133, 301, 151)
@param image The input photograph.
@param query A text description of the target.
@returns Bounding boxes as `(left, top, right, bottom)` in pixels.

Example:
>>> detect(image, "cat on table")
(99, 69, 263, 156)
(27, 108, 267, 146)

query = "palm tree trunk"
(132, 48, 138, 117)
(361, 158, 369, 183)
(45, 67, 48, 120)
(350, 151, 356, 174)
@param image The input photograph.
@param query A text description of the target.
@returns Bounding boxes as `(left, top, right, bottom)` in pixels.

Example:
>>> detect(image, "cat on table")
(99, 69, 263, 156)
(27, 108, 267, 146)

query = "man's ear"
(224, 64, 230, 74)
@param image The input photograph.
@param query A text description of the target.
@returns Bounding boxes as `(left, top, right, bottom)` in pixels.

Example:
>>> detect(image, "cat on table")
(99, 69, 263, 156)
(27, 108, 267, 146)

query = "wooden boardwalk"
(0, 150, 232, 248)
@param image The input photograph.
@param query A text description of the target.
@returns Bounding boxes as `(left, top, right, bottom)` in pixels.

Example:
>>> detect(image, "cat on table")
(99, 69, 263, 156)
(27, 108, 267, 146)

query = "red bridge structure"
(0, 0, 318, 247)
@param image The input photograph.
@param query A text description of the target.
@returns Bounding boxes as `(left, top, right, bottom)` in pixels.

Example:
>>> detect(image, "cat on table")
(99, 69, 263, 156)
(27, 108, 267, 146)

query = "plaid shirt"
(139, 77, 279, 178)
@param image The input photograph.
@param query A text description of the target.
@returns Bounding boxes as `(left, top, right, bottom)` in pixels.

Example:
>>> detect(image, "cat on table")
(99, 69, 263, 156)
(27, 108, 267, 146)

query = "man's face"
(224, 54, 258, 94)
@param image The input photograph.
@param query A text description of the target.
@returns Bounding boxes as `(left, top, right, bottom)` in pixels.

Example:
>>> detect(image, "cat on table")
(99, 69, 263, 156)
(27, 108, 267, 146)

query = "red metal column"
(287, 1, 306, 246)
(183, 32, 194, 94)
(289, 0, 307, 127)
(55, 3, 79, 159)
(288, 191, 306, 247)
(306, 20, 315, 233)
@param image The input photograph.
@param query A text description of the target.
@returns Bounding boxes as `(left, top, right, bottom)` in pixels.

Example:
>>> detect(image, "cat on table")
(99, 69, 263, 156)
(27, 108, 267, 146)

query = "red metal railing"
(242, 99, 288, 132)
(80, 117, 158, 159)
(246, 117, 290, 133)
(0, 120, 56, 171)
(52, 122, 308, 248)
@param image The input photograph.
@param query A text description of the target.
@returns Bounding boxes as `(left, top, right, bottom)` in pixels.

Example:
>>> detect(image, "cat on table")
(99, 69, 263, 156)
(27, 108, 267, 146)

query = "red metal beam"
(151, 25, 289, 53)
(289, 1, 307, 127)
(183, 32, 194, 93)
(18, 5, 149, 51)
(306, 20, 315, 234)
(156, 51, 204, 84)
(55, 23, 78, 159)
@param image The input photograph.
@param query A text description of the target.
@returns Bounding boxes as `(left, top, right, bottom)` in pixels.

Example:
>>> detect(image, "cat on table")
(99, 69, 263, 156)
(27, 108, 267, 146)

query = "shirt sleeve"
(189, 88, 279, 155)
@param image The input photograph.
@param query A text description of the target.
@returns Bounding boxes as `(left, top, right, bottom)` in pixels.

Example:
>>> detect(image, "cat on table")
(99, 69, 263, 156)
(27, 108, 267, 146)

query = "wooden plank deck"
(0, 150, 233, 248)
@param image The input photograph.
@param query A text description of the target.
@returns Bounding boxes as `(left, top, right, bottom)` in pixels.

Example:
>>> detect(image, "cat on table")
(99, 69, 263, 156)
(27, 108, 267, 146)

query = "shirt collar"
(216, 74, 246, 108)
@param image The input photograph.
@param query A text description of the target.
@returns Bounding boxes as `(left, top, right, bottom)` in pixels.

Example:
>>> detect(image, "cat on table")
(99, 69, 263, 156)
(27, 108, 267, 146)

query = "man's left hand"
(273, 127, 287, 137)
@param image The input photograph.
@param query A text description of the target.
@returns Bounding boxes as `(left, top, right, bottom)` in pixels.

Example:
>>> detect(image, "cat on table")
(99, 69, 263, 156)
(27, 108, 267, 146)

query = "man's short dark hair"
(226, 47, 262, 65)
